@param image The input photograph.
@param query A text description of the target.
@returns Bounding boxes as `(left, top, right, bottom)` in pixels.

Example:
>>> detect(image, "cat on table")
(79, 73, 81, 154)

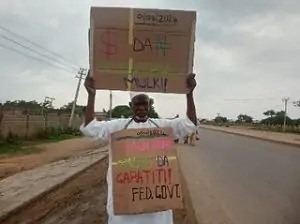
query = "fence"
(0, 112, 84, 139)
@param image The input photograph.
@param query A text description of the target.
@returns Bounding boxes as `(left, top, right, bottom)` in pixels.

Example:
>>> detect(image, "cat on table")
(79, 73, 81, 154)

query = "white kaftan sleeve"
(80, 118, 113, 142)
(168, 117, 196, 139)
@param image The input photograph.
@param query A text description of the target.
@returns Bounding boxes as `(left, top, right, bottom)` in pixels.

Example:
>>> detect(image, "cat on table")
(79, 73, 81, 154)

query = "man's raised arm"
(186, 73, 197, 125)
(84, 71, 96, 126)
(164, 73, 197, 139)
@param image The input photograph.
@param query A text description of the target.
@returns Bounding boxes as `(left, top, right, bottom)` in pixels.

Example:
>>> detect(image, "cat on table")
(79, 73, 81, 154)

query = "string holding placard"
(126, 8, 134, 91)
(129, 8, 134, 46)
(127, 58, 133, 91)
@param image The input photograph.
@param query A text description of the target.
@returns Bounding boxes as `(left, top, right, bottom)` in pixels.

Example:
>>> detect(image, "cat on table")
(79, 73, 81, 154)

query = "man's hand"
(186, 73, 197, 125)
(186, 73, 197, 94)
(84, 71, 96, 96)
(83, 70, 96, 126)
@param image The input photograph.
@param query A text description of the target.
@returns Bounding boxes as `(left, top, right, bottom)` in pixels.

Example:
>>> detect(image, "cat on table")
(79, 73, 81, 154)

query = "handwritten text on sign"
(99, 32, 173, 92)
(111, 128, 183, 214)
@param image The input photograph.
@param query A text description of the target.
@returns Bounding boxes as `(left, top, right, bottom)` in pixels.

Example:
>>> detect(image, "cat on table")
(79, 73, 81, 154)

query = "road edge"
(177, 145, 235, 224)
(179, 162, 198, 224)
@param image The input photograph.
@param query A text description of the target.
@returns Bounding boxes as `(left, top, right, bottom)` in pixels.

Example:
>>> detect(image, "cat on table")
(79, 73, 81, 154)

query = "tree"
(110, 105, 132, 118)
(148, 98, 159, 118)
(60, 101, 86, 115)
(263, 109, 276, 125)
(293, 100, 300, 107)
(276, 111, 285, 116)
(2, 100, 42, 110)
(273, 111, 293, 125)
(214, 115, 228, 123)
(294, 118, 300, 126)
(263, 110, 276, 118)
(261, 110, 293, 125)
(41, 100, 54, 110)
(1, 100, 44, 114)
(237, 114, 253, 123)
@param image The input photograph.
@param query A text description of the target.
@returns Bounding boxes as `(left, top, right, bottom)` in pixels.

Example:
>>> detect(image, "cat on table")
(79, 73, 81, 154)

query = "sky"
(0, 0, 299, 120)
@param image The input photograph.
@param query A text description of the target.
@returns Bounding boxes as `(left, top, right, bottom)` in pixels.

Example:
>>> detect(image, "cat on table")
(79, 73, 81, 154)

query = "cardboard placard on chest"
(111, 127, 183, 214)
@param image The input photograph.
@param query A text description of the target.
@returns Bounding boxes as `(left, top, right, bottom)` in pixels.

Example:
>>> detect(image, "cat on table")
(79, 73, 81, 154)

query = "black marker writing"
(135, 12, 178, 26)
(157, 155, 169, 167)
(124, 76, 168, 92)
(133, 37, 152, 52)
(132, 184, 180, 202)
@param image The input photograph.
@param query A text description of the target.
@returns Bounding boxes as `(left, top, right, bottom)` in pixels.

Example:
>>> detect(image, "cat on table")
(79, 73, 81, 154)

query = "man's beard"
(134, 115, 148, 121)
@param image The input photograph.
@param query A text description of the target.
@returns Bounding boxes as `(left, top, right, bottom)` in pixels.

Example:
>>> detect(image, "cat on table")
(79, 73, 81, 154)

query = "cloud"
(0, 0, 299, 120)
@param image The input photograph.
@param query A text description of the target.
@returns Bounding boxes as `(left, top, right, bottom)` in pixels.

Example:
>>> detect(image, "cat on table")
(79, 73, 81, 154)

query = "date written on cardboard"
(135, 12, 178, 26)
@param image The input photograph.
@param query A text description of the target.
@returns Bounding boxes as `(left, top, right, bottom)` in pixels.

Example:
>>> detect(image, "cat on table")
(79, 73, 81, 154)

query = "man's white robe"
(80, 117, 195, 224)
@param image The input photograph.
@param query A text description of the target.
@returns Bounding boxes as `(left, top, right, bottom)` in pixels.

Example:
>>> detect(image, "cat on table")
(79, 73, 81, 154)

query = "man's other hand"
(84, 70, 96, 96)
(186, 73, 197, 94)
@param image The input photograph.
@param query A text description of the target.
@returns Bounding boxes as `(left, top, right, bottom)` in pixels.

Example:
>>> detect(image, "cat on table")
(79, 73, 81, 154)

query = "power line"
(0, 24, 80, 70)
(223, 98, 277, 102)
(0, 42, 75, 74)
(0, 33, 78, 73)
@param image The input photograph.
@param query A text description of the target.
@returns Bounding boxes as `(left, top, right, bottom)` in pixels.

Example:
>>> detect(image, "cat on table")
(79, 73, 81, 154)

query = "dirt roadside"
(0, 137, 105, 180)
(1, 158, 195, 224)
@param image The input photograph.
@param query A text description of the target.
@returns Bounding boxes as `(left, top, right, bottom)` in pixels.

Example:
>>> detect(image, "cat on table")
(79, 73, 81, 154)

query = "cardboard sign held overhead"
(111, 127, 183, 215)
(90, 7, 196, 94)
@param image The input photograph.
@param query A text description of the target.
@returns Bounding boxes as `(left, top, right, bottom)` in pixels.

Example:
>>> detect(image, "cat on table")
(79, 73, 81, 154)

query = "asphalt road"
(187, 129, 300, 224)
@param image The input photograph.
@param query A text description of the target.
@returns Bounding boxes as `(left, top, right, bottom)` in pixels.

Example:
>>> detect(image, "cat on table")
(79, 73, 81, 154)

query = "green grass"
(207, 123, 300, 135)
(0, 141, 23, 154)
(0, 140, 44, 155)
(250, 126, 300, 135)
(0, 127, 83, 156)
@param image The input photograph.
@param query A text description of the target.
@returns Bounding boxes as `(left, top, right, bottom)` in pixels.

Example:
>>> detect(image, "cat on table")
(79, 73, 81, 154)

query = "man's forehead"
(132, 94, 149, 102)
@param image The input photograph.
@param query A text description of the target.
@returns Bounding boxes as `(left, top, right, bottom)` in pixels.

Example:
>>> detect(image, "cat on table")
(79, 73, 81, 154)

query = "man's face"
(131, 94, 149, 120)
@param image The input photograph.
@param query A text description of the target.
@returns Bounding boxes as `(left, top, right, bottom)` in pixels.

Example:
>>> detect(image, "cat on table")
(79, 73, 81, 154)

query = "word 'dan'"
(126, 138, 173, 153)
(133, 36, 171, 56)
(124, 76, 168, 91)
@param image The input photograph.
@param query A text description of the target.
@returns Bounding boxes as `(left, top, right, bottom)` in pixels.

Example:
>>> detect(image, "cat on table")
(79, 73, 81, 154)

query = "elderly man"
(80, 73, 197, 224)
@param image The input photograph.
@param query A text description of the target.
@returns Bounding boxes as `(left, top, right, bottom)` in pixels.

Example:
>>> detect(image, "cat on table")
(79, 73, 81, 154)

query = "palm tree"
(263, 110, 276, 125)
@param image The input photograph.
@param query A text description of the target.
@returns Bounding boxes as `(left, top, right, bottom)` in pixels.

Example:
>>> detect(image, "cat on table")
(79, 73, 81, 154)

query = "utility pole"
(69, 68, 87, 128)
(282, 97, 289, 132)
(109, 90, 113, 120)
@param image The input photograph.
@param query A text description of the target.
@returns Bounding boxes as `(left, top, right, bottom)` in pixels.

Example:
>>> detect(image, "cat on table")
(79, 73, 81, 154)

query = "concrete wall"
(0, 113, 83, 139)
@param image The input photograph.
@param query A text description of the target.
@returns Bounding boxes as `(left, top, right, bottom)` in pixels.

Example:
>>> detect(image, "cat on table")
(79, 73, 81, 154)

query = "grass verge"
(0, 127, 82, 156)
